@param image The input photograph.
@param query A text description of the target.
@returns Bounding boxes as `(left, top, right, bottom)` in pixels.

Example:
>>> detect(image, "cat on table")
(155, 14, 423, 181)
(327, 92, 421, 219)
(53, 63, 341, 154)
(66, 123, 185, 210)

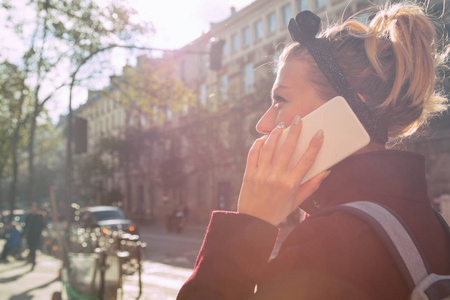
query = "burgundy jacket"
(177, 150, 450, 300)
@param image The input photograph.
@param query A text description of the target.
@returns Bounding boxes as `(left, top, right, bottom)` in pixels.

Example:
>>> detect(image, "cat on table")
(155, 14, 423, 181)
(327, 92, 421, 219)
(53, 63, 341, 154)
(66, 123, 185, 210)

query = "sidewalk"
(0, 239, 62, 300)
(0, 221, 297, 300)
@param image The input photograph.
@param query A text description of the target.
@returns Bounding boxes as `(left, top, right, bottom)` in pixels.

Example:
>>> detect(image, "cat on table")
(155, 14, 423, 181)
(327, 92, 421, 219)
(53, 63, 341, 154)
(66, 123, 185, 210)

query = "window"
(268, 12, 277, 33)
(91, 209, 125, 221)
(243, 63, 254, 94)
(140, 114, 147, 127)
(231, 33, 239, 52)
(299, 0, 308, 11)
(166, 107, 172, 121)
(182, 103, 189, 115)
(282, 4, 292, 25)
(254, 20, 263, 40)
(316, 0, 326, 9)
(200, 83, 207, 106)
(243, 26, 251, 46)
(222, 40, 228, 57)
(198, 55, 207, 74)
(220, 75, 228, 101)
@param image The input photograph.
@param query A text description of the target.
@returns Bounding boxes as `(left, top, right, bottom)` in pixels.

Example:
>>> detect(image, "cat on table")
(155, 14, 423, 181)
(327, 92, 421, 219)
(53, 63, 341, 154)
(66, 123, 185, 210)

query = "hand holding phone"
(275, 96, 370, 184)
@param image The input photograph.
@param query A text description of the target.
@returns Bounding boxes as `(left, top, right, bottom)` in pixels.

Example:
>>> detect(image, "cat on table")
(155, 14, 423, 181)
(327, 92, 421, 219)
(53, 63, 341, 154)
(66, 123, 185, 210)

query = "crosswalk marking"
(124, 261, 192, 291)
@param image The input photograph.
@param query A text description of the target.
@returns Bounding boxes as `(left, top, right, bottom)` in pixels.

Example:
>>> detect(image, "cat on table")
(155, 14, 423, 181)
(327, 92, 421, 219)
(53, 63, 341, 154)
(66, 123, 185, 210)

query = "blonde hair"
(279, 2, 449, 139)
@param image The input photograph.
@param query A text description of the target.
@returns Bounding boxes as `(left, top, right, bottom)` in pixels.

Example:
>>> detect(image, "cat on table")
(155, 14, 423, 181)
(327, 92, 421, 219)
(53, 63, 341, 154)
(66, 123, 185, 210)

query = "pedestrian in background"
(178, 3, 450, 299)
(23, 203, 45, 270)
(0, 222, 22, 262)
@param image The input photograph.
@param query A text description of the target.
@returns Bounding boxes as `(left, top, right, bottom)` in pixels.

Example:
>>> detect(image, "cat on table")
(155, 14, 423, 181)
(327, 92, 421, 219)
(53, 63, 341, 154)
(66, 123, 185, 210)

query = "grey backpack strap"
(411, 273, 450, 300)
(312, 201, 450, 299)
(433, 209, 450, 238)
(340, 201, 430, 289)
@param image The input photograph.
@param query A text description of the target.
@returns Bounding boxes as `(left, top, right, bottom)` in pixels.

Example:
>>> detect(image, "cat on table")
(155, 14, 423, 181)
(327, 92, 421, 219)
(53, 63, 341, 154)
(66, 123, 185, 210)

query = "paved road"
(122, 224, 206, 299)
(140, 225, 206, 269)
(0, 224, 206, 300)
(0, 222, 295, 299)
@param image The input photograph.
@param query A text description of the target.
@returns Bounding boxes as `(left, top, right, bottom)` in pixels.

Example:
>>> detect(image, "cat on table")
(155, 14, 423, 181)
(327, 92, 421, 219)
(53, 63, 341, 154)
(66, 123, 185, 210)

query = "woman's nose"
(256, 107, 276, 135)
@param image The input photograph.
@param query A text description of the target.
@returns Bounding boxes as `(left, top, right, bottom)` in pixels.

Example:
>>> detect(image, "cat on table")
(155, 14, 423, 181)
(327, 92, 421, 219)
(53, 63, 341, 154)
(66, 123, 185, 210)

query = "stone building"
(74, 0, 450, 224)
(156, 0, 387, 223)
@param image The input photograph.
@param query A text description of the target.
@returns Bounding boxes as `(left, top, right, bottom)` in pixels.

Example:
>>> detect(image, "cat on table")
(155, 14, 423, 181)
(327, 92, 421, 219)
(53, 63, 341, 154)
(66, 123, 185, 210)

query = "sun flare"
(130, 0, 208, 49)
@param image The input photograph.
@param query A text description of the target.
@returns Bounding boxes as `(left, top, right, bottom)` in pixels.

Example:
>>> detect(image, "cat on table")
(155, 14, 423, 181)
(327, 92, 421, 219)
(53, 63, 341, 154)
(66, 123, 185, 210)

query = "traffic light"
(74, 117, 88, 154)
(209, 38, 225, 71)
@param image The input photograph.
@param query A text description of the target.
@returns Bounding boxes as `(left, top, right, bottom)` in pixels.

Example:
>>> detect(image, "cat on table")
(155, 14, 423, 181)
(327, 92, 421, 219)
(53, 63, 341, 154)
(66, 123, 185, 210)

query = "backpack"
(319, 201, 450, 300)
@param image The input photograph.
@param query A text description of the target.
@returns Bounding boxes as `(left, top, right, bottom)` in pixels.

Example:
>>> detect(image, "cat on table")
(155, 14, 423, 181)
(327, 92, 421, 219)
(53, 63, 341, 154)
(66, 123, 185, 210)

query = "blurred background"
(0, 0, 449, 299)
(1, 0, 450, 225)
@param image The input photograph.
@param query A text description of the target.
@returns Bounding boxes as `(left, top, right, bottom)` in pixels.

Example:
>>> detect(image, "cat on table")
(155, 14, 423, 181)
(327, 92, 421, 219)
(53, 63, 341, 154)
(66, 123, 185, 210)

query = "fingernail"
(315, 129, 324, 140)
(293, 115, 301, 125)
(277, 122, 285, 129)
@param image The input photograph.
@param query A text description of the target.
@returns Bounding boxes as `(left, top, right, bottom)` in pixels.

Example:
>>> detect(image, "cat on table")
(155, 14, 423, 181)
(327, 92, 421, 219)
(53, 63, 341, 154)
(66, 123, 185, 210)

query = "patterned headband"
(288, 11, 388, 145)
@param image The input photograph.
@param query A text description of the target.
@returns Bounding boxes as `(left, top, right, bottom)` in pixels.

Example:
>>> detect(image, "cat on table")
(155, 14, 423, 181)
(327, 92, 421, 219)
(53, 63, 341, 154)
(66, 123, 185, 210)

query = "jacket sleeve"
(177, 210, 409, 300)
(177, 211, 279, 300)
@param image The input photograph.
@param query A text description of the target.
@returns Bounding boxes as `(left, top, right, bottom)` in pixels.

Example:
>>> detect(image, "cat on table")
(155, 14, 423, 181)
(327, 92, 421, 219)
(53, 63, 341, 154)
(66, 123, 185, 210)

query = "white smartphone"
(275, 96, 371, 184)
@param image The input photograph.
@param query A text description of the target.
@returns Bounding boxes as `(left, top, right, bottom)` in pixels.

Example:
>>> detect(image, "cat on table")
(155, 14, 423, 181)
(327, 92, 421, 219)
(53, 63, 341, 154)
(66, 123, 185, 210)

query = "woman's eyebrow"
(271, 84, 289, 99)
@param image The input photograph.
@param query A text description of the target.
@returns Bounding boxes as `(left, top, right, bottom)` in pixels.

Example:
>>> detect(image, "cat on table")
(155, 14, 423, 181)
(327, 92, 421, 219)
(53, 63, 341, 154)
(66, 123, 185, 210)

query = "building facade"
(165, 0, 385, 223)
(74, 0, 450, 224)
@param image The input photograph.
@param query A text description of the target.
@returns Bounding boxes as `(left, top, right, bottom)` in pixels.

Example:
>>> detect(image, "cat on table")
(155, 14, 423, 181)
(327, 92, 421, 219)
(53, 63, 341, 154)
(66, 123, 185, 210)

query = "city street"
(123, 223, 207, 299)
(0, 223, 207, 300)
(0, 222, 295, 299)
(140, 224, 207, 269)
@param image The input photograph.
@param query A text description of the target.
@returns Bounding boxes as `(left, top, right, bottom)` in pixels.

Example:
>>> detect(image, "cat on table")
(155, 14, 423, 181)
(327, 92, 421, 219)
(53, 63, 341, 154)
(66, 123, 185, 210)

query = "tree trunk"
(9, 84, 27, 221)
(9, 119, 22, 223)
(65, 81, 74, 226)
(27, 104, 39, 206)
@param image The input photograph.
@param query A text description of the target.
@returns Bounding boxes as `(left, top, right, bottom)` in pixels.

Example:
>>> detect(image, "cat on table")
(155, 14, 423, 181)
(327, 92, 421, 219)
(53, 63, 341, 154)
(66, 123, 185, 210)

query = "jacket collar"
(300, 150, 429, 215)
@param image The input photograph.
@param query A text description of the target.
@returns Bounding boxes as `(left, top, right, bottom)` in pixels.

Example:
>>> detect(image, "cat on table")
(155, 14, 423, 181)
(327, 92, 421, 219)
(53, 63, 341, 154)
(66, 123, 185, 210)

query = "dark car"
(76, 206, 137, 234)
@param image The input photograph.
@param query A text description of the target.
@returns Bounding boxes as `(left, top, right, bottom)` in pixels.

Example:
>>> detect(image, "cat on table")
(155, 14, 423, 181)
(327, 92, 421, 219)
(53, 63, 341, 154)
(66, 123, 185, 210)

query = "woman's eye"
(273, 95, 286, 103)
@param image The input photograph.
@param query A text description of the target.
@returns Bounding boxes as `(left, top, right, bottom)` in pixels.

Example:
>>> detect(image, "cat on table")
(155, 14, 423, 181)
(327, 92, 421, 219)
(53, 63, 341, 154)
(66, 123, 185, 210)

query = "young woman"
(177, 3, 450, 299)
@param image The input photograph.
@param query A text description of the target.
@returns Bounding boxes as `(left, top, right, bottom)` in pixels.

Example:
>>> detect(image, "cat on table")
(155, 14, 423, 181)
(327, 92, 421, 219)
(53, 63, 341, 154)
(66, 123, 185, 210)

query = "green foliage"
(0, 60, 33, 178)
(27, 0, 152, 65)
(0, 0, 154, 206)
(107, 56, 196, 124)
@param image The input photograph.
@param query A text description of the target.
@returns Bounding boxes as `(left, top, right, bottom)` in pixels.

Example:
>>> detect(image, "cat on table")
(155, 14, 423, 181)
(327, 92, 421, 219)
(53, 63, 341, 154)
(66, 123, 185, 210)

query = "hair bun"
(289, 11, 321, 42)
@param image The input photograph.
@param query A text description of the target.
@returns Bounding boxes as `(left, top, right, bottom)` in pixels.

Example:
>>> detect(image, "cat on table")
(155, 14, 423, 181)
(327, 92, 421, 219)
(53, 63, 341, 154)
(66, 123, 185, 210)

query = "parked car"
(75, 206, 138, 234)
(0, 209, 27, 238)
(69, 206, 143, 275)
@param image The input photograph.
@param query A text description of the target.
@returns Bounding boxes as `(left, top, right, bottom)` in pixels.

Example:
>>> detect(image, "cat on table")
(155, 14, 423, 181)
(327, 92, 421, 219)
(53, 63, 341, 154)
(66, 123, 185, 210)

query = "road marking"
(141, 261, 193, 277)
(124, 261, 192, 291)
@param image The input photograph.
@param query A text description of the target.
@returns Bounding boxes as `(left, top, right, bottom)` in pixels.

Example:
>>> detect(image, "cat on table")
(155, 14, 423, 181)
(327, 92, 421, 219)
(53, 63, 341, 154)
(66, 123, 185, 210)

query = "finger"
(274, 115, 302, 168)
(259, 122, 285, 167)
(292, 129, 324, 179)
(245, 136, 268, 174)
(294, 170, 330, 207)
